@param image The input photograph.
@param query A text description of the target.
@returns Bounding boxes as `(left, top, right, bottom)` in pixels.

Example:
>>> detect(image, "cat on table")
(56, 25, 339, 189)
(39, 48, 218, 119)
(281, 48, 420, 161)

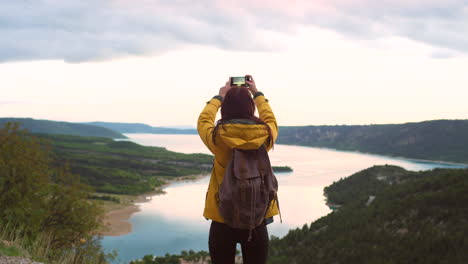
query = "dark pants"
(208, 221, 269, 264)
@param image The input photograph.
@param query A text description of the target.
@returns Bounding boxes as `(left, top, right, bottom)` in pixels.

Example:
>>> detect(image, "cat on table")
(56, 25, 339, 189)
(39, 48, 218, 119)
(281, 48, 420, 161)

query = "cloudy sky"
(1, 0, 467, 126)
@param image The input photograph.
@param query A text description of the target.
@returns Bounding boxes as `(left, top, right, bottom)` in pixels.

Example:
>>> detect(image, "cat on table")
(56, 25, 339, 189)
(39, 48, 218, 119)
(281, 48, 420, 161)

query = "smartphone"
(230, 76, 251, 87)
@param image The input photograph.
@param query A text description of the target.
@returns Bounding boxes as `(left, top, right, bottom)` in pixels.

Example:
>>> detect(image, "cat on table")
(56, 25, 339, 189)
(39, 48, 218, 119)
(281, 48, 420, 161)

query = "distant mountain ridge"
(85, 121, 197, 134)
(0, 118, 126, 139)
(276, 119, 468, 164)
(5, 118, 468, 164)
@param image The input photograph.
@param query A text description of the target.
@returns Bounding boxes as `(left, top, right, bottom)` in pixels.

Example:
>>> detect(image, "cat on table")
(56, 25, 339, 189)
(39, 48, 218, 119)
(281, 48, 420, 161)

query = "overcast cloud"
(0, 0, 467, 62)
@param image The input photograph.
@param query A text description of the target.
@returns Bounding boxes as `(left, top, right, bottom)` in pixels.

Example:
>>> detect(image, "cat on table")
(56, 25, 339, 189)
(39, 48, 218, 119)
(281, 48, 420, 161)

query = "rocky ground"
(0, 256, 43, 264)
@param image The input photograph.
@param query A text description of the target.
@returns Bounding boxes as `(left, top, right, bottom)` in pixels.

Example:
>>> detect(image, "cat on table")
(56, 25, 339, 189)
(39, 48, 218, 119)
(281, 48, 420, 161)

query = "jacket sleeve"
(197, 96, 223, 155)
(254, 92, 278, 151)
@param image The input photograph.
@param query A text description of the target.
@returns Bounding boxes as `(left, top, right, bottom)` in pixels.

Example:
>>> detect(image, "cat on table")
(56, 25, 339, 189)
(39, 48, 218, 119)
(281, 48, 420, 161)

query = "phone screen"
(231, 76, 246, 86)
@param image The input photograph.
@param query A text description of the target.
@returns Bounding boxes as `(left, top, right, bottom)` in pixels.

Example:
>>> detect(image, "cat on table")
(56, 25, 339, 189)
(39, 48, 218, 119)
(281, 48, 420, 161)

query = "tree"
(42, 164, 105, 258)
(0, 123, 108, 263)
(0, 123, 50, 236)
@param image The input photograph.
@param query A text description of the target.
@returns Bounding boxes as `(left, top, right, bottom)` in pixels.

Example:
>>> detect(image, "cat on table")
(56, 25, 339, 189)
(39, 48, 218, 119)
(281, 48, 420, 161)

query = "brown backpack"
(218, 145, 281, 240)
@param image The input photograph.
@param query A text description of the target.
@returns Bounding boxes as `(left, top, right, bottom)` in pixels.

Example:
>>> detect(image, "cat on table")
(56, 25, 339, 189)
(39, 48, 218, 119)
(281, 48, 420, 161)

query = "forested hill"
(276, 119, 468, 164)
(87, 119, 468, 165)
(35, 133, 291, 195)
(86, 121, 197, 134)
(268, 165, 468, 264)
(0, 118, 126, 138)
(36, 133, 213, 195)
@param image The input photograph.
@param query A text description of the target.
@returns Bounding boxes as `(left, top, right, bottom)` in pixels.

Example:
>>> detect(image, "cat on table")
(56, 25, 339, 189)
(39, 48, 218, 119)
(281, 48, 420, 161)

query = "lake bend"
(102, 134, 467, 264)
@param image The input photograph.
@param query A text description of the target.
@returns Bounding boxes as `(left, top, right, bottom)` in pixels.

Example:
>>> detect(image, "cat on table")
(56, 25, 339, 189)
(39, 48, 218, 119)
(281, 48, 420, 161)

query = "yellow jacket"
(197, 93, 279, 223)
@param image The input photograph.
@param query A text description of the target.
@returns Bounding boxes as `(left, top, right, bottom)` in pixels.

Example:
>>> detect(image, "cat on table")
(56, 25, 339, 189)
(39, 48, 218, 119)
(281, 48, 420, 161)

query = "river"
(102, 134, 466, 263)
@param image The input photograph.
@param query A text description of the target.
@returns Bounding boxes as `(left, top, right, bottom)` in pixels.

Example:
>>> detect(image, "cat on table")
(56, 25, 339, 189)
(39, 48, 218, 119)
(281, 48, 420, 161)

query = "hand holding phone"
(219, 78, 232, 97)
(228, 75, 258, 95)
(245, 75, 258, 95)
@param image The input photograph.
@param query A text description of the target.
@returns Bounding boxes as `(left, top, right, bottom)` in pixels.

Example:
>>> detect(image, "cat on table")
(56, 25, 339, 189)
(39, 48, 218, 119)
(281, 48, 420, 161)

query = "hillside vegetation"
(128, 165, 468, 264)
(268, 165, 468, 264)
(277, 119, 468, 164)
(1, 120, 289, 196)
(0, 123, 111, 263)
(0, 118, 126, 139)
(36, 133, 213, 195)
(323, 165, 417, 206)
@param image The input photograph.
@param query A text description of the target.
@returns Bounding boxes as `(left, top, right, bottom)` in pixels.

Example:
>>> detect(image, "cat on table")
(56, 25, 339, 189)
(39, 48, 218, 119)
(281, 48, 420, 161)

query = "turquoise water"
(102, 134, 466, 264)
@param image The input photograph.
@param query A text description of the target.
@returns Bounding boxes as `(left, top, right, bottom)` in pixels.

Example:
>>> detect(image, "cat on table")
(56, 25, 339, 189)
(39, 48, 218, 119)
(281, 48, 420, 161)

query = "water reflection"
(102, 134, 466, 263)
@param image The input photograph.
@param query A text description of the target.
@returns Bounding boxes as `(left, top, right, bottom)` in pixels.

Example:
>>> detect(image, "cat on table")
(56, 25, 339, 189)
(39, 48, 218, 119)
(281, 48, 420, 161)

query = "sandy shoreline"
(101, 204, 141, 236)
(99, 175, 208, 237)
(99, 193, 153, 236)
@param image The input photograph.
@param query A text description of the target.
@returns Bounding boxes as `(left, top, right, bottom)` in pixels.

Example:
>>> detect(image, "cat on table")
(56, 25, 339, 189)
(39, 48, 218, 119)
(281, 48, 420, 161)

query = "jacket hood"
(216, 119, 269, 150)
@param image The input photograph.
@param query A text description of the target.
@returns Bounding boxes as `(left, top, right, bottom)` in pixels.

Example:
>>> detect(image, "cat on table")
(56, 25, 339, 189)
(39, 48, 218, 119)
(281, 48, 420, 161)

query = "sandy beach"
(99, 193, 152, 236)
(99, 175, 207, 237)
(100, 205, 140, 236)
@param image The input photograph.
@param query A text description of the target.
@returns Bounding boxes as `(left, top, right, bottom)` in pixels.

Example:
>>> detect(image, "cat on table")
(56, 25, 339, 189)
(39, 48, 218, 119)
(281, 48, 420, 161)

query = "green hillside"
(277, 119, 468, 164)
(268, 165, 468, 264)
(272, 166, 293, 172)
(323, 165, 417, 206)
(0, 118, 126, 138)
(36, 133, 213, 195)
(0, 123, 111, 263)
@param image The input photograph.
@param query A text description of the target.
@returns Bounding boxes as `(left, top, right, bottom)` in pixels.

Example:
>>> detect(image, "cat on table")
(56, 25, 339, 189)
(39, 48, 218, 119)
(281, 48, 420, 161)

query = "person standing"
(197, 75, 279, 264)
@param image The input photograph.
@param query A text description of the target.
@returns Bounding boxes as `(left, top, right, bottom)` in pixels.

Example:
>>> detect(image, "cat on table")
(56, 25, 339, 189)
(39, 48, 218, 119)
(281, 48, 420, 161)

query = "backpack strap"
(248, 184, 256, 242)
(275, 192, 283, 223)
(258, 145, 282, 224)
(248, 147, 261, 242)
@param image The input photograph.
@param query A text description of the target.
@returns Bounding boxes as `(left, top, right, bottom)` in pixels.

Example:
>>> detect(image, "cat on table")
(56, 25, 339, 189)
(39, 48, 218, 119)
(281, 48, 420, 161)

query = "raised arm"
(254, 92, 278, 150)
(197, 96, 222, 154)
(245, 75, 278, 150)
(197, 79, 232, 154)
